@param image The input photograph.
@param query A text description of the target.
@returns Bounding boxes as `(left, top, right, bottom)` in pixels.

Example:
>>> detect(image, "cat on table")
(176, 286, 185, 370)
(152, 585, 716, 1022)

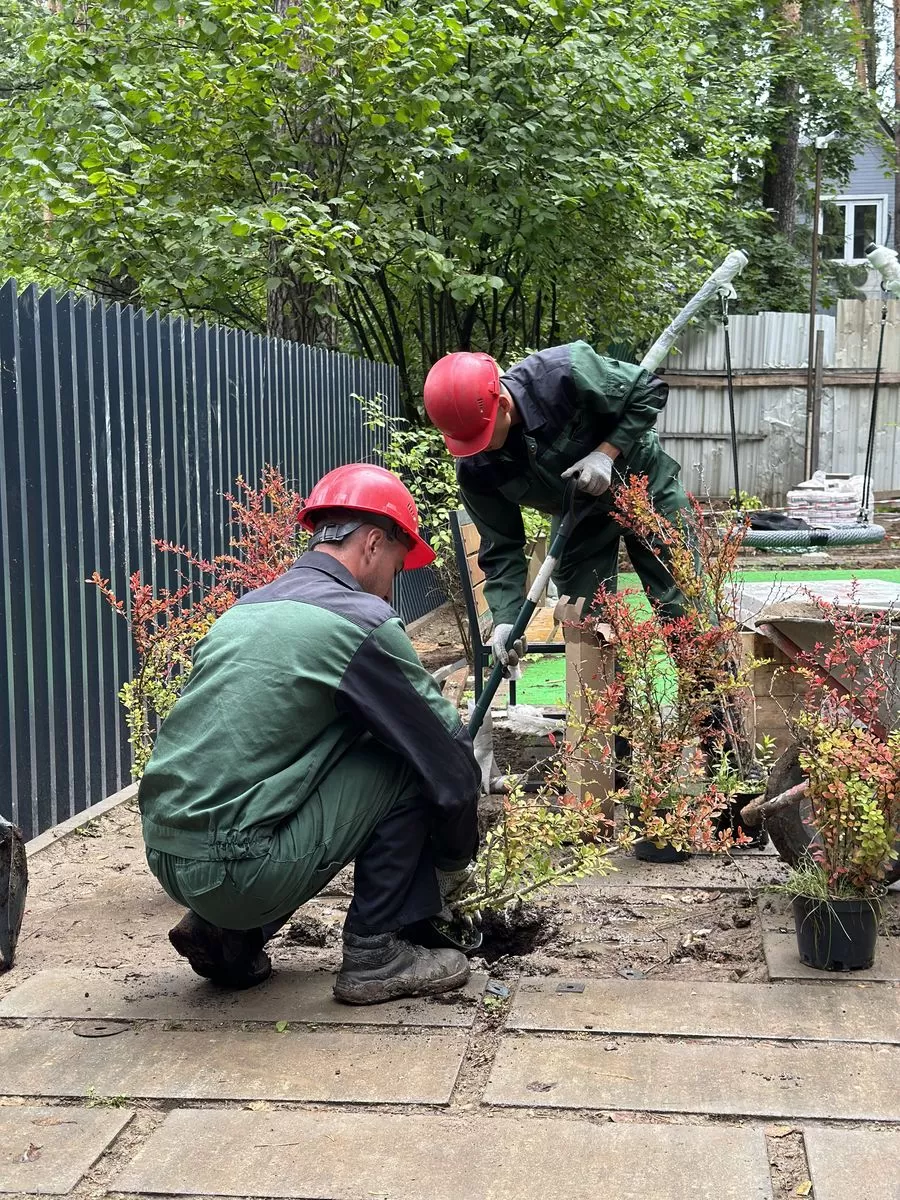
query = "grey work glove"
(435, 863, 477, 921)
(491, 623, 527, 678)
(561, 449, 615, 496)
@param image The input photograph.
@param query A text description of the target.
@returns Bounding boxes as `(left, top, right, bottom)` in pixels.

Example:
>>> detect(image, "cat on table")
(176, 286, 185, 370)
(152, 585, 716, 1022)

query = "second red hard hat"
(423, 352, 501, 456)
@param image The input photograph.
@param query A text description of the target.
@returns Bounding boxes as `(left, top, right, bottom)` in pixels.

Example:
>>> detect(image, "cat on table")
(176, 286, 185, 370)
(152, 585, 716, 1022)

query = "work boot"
(168, 911, 272, 990)
(333, 930, 469, 1005)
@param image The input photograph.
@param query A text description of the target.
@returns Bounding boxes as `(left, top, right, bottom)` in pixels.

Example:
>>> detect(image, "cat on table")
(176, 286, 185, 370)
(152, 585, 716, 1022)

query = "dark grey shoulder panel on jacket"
(234, 555, 396, 635)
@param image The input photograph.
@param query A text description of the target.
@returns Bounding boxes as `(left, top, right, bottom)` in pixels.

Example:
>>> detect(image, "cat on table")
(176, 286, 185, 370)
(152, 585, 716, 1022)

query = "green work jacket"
(457, 341, 686, 625)
(138, 552, 480, 868)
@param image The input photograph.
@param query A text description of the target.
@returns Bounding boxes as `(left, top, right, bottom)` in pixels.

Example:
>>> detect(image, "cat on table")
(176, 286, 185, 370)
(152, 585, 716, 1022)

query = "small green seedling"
(86, 1087, 130, 1108)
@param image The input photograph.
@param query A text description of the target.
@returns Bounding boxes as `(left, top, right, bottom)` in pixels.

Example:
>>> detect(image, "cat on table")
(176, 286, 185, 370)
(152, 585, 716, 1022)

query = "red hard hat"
(300, 464, 435, 570)
(423, 352, 501, 456)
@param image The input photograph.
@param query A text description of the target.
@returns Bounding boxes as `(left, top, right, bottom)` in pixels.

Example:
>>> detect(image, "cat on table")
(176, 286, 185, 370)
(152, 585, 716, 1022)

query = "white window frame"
(820, 194, 889, 264)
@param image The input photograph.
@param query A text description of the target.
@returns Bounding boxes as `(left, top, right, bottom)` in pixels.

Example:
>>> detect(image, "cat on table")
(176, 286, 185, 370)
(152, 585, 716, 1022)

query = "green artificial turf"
(514, 567, 900, 709)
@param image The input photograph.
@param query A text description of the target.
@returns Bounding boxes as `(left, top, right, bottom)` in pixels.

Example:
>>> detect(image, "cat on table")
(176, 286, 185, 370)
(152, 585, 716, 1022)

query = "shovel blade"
(0, 817, 27, 971)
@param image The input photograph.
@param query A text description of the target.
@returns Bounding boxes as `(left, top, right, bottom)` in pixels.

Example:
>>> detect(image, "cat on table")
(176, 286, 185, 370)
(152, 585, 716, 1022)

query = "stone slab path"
(485, 1036, 899, 1121)
(507, 977, 898, 1042)
(0, 1026, 467, 1104)
(0, 967, 485, 1027)
(2, 804, 897, 1199)
(114, 1109, 775, 1199)
(803, 1128, 900, 1200)
(0, 1107, 133, 1195)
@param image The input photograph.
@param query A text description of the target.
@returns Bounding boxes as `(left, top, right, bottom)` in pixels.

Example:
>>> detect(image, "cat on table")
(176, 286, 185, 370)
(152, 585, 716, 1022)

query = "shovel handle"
(467, 480, 580, 738)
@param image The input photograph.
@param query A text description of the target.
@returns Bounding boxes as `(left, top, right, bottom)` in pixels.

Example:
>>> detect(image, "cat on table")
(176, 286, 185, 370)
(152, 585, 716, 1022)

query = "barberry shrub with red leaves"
(91, 467, 307, 777)
(566, 476, 760, 854)
(782, 591, 900, 897)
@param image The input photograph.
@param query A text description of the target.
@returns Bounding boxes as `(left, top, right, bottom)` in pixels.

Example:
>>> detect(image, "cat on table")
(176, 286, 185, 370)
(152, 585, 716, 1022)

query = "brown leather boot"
(168, 911, 271, 989)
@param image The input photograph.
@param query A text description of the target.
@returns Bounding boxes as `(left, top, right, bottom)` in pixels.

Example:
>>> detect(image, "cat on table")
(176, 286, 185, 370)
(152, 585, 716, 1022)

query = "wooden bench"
(450, 509, 565, 704)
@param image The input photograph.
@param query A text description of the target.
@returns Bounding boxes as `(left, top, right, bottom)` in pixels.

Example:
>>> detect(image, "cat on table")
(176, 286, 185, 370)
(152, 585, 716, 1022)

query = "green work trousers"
(551, 506, 692, 619)
(146, 737, 430, 933)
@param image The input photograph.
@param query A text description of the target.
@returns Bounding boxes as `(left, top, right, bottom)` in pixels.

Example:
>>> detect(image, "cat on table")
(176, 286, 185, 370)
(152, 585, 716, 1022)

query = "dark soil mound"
(478, 902, 558, 963)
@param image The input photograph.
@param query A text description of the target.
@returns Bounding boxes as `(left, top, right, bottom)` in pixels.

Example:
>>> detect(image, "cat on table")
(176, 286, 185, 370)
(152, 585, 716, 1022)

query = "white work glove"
(491, 623, 527, 679)
(561, 449, 615, 497)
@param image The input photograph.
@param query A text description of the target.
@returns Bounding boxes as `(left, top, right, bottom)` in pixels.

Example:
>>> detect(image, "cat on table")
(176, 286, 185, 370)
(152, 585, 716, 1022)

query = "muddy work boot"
(334, 930, 469, 1005)
(168, 911, 272, 990)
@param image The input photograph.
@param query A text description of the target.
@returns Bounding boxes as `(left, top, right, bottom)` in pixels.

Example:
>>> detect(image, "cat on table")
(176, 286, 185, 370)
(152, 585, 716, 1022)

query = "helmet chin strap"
(308, 512, 405, 550)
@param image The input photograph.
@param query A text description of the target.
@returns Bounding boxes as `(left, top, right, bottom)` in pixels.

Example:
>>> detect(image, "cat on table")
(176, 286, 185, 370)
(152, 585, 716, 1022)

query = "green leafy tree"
(0, 0, 875, 404)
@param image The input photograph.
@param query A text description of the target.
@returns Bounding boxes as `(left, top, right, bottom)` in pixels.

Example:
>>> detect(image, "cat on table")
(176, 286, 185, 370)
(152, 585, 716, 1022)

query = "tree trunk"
(266, 274, 338, 346)
(761, 0, 802, 237)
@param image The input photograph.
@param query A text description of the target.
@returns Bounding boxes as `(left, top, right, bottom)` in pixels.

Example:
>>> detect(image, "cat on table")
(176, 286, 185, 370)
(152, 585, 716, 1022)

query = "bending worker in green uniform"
(423, 343, 690, 671)
(138, 464, 480, 1005)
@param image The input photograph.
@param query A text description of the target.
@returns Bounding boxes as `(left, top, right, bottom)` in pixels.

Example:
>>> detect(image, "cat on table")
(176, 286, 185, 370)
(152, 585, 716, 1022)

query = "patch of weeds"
(274, 1020, 289, 1033)
(74, 820, 102, 839)
(86, 1087, 130, 1108)
(481, 994, 505, 1014)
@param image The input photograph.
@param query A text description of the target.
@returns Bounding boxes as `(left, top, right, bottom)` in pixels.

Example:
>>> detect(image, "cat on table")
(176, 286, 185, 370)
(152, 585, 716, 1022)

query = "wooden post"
(555, 596, 616, 818)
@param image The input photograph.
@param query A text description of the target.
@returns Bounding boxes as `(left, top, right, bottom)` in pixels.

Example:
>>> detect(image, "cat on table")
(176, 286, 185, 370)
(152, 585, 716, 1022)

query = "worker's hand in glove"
(436, 863, 475, 906)
(435, 862, 477, 923)
(561, 449, 615, 497)
(491, 623, 527, 676)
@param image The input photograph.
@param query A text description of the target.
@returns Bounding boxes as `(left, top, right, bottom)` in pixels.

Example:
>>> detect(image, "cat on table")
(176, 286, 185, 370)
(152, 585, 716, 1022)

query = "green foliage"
(458, 783, 614, 914)
(92, 468, 306, 776)
(0, 0, 875, 407)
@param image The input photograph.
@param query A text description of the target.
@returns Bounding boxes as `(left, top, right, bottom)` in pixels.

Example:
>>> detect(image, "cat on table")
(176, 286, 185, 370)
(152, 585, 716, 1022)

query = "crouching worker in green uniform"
(138, 464, 481, 1005)
(423, 344, 691, 671)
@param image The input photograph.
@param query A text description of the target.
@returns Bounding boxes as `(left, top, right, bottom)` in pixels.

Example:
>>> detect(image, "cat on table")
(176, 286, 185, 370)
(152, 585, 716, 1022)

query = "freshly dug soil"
(477, 902, 560, 963)
(410, 603, 466, 672)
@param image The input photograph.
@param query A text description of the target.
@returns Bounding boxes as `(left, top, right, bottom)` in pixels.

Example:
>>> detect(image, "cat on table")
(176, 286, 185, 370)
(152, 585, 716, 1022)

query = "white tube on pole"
(640, 249, 749, 374)
(865, 243, 900, 297)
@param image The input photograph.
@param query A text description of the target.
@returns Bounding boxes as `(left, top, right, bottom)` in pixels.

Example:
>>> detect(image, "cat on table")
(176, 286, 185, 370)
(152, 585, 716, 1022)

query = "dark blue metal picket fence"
(0, 279, 443, 840)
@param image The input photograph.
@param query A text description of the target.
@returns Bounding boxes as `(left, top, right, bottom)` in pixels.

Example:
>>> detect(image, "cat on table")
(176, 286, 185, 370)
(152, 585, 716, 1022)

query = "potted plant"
(774, 597, 900, 971)
(570, 477, 761, 862)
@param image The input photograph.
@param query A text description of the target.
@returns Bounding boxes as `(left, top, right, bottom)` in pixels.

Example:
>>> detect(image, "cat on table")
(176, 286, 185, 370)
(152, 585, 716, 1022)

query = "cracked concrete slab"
(0, 1105, 132, 1194)
(114, 1108, 774, 1199)
(485, 1036, 899, 1120)
(804, 1127, 900, 1200)
(0, 1026, 465, 1104)
(508, 978, 898, 1043)
(0, 969, 484, 1027)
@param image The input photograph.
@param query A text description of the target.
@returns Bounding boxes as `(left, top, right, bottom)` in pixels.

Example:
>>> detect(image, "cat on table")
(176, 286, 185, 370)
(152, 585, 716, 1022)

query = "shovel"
(0, 816, 27, 972)
(468, 478, 581, 791)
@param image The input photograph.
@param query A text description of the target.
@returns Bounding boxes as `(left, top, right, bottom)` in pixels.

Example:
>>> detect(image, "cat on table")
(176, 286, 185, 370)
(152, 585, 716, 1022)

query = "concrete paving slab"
(0, 1105, 132, 1194)
(0, 969, 484, 1027)
(114, 1108, 774, 1199)
(508, 978, 898, 1043)
(804, 1128, 900, 1200)
(763, 930, 900, 981)
(585, 852, 787, 892)
(758, 891, 900, 933)
(0, 1026, 465, 1104)
(485, 1036, 899, 1120)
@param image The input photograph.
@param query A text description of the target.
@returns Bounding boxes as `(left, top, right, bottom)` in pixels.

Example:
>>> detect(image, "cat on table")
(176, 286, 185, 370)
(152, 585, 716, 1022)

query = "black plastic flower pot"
(625, 805, 690, 864)
(792, 895, 880, 971)
(716, 791, 769, 849)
